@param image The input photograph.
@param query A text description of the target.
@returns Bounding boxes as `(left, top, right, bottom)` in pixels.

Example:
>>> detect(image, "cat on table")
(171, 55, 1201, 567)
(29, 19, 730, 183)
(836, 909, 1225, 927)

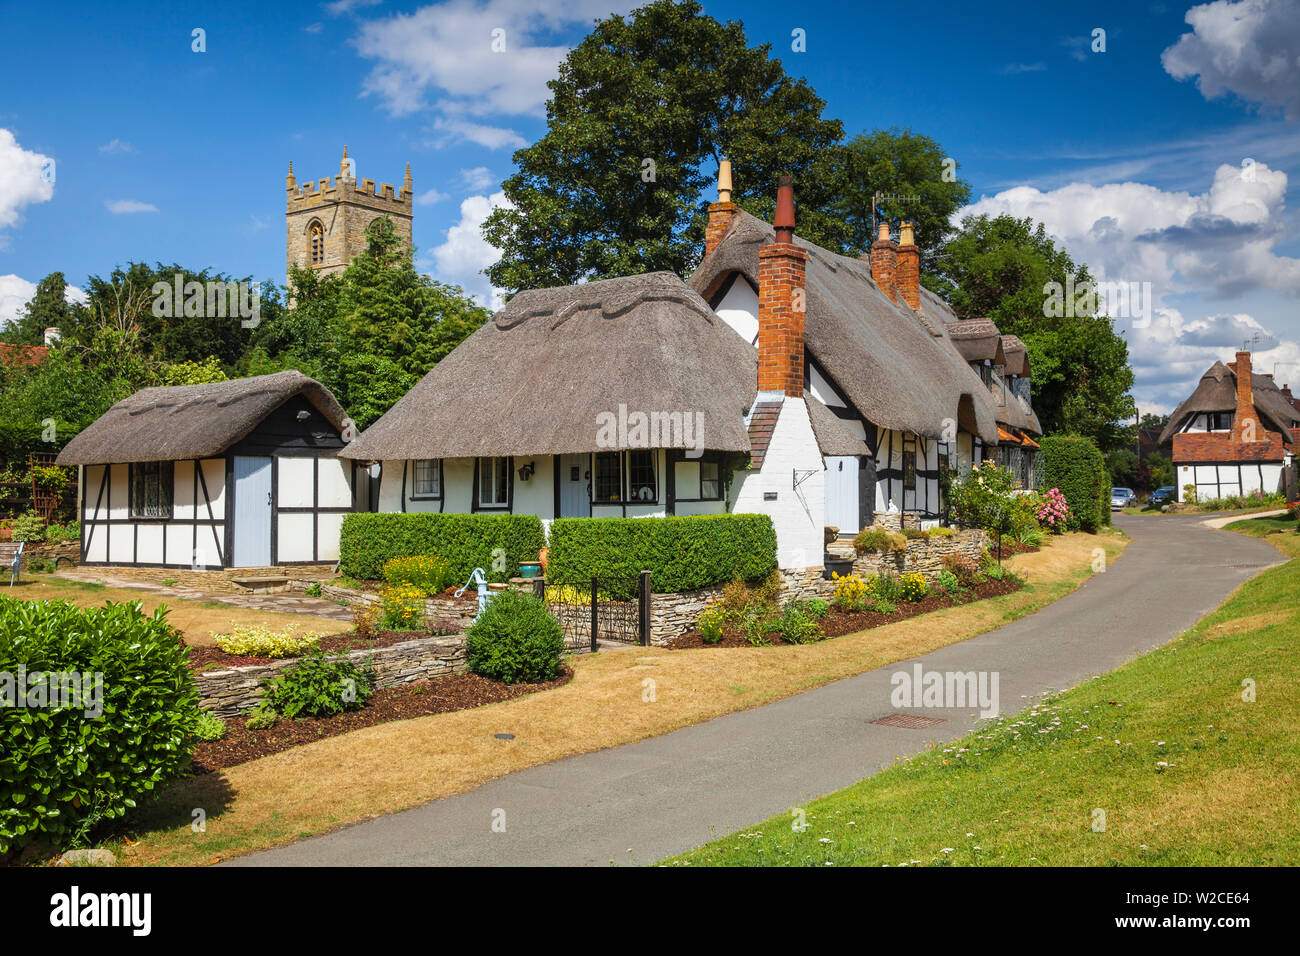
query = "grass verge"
(94, 530, 1126, 866)
(663, 521, 1297, 866)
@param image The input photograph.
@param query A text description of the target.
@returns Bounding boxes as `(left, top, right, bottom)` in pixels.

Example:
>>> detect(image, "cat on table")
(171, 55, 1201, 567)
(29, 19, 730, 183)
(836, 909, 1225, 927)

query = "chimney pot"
(871, 221, 898, 302)
(774, 175, 795, 244)
(718, 159, 732, 203)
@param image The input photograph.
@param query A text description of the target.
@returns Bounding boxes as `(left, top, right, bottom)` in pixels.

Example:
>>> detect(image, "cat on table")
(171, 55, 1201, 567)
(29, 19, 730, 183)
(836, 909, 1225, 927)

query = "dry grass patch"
(2, 576, 348, 645)
(110, 531, 1125, 866)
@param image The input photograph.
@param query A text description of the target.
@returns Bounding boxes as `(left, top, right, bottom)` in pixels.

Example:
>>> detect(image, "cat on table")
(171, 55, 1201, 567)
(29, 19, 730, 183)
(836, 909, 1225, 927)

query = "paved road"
(230, 514, 1281, 867)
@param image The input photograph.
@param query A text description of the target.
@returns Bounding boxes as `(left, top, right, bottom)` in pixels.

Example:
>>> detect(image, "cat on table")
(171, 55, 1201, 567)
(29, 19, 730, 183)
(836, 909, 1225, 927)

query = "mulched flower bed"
(190, 666, 573, 774)
(666, 577, 1024, 649)
(984, 539, 1041, 558)
(185, 626, 463, 672)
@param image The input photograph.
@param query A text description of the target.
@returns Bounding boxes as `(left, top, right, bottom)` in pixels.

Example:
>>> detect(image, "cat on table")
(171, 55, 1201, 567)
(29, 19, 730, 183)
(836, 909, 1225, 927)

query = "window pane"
(494, 457, 508, 504)
(903, 450, 916, 490)
(414, 459, 439, 496)
(595, 452, 621, 501)
(700, 460, 719, 499)
(628, 450, 656, 502)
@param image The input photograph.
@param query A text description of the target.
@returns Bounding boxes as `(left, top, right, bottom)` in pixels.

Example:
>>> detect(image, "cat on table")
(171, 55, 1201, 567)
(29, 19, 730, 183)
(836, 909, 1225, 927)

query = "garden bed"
(186, 626, 463, 672)
(665, 577, 1024, 649)
(191, 666, 574, 773)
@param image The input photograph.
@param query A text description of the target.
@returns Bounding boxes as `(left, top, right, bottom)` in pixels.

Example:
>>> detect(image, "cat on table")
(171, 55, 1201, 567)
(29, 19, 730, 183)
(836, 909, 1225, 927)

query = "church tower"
(285, 147, 414, 284)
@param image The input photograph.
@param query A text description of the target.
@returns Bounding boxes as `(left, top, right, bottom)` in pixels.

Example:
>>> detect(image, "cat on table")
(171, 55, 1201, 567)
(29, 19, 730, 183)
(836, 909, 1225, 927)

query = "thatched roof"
(1000, 334, 1031, 378)
(691, 211, 999, 442)
(1158, 360, 1300, 445)
(806, 396, 872, 456)
(945, 318, 1006, 366)
(341, 272, 757, 460)
(57, 371, 349, 466)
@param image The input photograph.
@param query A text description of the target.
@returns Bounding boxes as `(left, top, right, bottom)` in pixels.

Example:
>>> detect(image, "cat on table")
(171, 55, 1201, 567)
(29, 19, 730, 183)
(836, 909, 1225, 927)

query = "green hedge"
(1039, 435, 1110, 533)
(339, 512, 546, 583)
(0, 599, 201, 856)
(548, 514, 777, 593)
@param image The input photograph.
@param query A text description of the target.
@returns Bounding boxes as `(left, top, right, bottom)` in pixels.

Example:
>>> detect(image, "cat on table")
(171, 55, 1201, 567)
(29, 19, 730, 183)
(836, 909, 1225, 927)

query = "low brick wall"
(197, 633, 467, 717)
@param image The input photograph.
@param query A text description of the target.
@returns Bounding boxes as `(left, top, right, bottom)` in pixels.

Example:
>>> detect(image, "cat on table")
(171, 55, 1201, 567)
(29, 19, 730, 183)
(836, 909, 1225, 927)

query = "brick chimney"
(757, 175, 808, 398)
(895, 220, 921, 310)
(704, 159, 738, 260)
(1230, 350, 1258, 442)
(870, 222, 897, 302)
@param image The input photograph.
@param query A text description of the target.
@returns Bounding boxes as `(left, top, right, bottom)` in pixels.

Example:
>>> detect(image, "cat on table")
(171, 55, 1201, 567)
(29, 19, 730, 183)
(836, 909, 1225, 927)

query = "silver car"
(1110, 487, 1136, 510)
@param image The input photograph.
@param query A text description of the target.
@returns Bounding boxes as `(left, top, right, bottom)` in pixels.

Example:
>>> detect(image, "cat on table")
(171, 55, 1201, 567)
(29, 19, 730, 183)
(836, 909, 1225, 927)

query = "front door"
(824, 456, 859, 535)
(558, 453, 589, 518)
(233, 456, 273, 567)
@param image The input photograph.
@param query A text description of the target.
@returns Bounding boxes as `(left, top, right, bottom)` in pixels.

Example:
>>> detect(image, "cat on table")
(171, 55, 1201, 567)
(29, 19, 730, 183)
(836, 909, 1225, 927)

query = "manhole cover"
(871, 714, 946, 729)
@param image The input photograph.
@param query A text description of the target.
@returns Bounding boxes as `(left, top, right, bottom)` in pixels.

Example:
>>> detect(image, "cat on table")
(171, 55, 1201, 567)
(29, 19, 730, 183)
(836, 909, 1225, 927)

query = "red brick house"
(1158, 350, 1299, 502)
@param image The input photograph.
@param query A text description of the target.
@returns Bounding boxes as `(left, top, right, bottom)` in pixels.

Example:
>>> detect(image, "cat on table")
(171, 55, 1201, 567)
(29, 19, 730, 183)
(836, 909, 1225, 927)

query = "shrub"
(698, 604, 728, 644)
(874, 570, 906, 604)
(1033, 488, 1072, 531)
(1039, 435, 1109, 532)
(899, 572, 928, 602)
(738, 604, 771, 646)
(304, 582, 322, 597)
(44, 521, 79, 545)
(351, 601, 379, 639)
(214, 622, 320, 658)
(193, 712, 226, 741)
(854, 527, 906, 554)
(749, 568, 783, 607)
(382, 554, 457, 595)
(927, 527, 956, 538)
(260, 652, 374, 719)
(831, 572, 873, 611)
(464, 590, 564, 684)
(1182, 483, 1197, 505)
(936, 569, 964, 595)
(942, 553, 983, 588)
(902, 528, 929, 541)
(946, 461, 1019, 533)
(548, 514, 776, 593)
(768, 600, 823, 644)
(12, 511, 44, 543)
(378, 584, 426, 631)
(0, 599, 200, 855)
(245, 705, 277, 730)
(804, 597, 830, 619)
(872, 597, 897, 614)
(339, 512, 546, 583)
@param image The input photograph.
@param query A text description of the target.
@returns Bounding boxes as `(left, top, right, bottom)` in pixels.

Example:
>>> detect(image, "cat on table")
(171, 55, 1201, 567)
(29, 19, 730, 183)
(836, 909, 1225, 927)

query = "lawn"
(1, 574, 349, 646)
(103, 529, 1127, 866)
(663, 519, 1299, 866)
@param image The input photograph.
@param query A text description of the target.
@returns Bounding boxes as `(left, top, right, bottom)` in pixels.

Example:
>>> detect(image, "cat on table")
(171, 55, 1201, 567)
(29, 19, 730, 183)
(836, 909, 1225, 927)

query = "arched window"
(309, 221, 325, 265)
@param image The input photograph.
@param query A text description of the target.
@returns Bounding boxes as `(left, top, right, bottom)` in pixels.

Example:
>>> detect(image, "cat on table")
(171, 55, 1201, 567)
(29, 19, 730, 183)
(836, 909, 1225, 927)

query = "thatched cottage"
(342, 168, 1042, 567)
(1158, 350, 1299, 502)
(57, 371, 358, 568)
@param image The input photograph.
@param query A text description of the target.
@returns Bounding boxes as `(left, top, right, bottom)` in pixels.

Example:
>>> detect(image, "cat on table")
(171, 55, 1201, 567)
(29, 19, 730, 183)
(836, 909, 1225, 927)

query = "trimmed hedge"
(1039, 435, 1110, 533)
(0, 599, 201, 856)
(339, 512, 546, 583)
(548, 514, 777, 593)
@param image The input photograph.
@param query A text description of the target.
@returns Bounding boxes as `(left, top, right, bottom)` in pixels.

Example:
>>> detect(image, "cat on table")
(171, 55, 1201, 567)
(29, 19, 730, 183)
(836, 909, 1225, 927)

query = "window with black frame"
(627, 450, 657, 502)
(130, 461, 174, 519)
(594, 452, 621, 502)
(674, 454, 722, 501)
(412, 458, 440, 498)
(902, 448, 916, 490)
(477, 456, 509, 508)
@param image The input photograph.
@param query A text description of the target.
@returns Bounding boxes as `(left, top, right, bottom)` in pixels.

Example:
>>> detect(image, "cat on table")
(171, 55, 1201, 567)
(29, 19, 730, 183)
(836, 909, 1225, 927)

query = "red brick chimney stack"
(757, 175, 808, 398)
(1230, 350, 1258, 442)
(895, 220, 921, 310)
(704, 158, 738, 260)
(871, 222, 897, 302)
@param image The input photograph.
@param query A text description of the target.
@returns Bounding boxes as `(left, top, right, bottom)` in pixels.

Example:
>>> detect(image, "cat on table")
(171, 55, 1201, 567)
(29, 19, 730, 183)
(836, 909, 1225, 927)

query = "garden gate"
(534, 571, 651, 651)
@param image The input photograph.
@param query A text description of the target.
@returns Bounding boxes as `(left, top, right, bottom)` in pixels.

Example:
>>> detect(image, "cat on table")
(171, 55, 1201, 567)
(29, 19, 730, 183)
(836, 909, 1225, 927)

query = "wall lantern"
(517, 461, 536, 482)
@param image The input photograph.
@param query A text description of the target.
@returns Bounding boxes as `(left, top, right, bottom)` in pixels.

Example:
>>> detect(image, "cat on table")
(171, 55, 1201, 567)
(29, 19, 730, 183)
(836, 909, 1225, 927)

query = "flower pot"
(823, 555, 853, 580)
(519, 561, 542, 579)
(538, 547, 549, 574)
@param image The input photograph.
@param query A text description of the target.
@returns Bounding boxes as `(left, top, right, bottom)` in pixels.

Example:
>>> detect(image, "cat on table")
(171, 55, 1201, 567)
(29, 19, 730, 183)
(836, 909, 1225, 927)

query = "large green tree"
(828, 128, 971, 266)
(257, 218, 488, 428)
(5, 272, 85, 345)
(483, 0, 846, 295)
(934, 213, 1137, 451)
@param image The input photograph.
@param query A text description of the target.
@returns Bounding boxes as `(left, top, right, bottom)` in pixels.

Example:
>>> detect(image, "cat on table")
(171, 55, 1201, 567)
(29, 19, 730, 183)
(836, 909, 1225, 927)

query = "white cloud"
(352, 1, 634, 147)
(430, 116, 526, 150)
(427, 190, 512, 308)
(959, 161, 1300, 411)
(99, 138, 134, 154)
(1162, 0, 1300, 119)
(325, 0, 382, 15)
(305, 22, 324, 33)
(0, 129, 55, 242)
(105, 199, 159, 214)
(416, 187, 450, 205)
(1000, 62, 1045, 75)
(459, 166, 497, 190)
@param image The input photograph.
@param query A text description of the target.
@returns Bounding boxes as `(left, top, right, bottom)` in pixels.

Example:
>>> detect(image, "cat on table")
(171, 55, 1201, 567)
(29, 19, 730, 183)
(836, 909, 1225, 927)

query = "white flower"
(941, 847, 954, 853)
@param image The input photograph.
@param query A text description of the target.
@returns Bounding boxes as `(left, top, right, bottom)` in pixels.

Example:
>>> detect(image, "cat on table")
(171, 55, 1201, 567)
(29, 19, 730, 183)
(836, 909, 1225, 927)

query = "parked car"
(1110, 487, 1136, 510)
(1147, 486, 1176, 508)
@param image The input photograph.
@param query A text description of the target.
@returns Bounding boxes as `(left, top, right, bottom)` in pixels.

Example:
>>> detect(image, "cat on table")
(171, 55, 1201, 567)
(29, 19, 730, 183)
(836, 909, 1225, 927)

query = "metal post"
(590, 575, 599, 653)
(639, 570, 651, 646)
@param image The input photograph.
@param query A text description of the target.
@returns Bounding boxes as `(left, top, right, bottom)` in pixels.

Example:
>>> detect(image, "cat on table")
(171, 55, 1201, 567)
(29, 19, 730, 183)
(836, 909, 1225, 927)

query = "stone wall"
(197, 633, 466, 717)
(851, 529, 988, 579)
(292, 580, 481, 629)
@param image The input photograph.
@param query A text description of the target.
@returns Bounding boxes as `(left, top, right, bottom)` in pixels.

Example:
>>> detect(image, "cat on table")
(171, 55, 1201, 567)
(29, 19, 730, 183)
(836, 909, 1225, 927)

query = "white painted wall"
(714, 277, 760, 345)
(1176, 461, 1285, 501)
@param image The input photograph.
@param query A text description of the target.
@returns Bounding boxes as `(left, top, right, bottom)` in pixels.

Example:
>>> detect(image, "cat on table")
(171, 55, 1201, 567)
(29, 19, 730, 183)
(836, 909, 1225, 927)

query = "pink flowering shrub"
(1035, 487, 1072, 531)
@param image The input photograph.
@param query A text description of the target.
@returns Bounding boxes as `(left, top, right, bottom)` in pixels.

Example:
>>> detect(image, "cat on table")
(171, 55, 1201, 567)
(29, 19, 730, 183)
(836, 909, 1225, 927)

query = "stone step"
(231, 576, 291, 594)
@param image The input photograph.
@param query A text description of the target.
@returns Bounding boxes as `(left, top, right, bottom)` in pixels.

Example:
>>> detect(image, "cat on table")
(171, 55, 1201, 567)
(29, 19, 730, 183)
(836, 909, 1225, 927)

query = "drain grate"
(872, 714, 947, 729)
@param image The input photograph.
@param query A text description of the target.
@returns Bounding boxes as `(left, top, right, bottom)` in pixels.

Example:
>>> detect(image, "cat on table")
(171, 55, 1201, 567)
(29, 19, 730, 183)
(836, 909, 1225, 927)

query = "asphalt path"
(230, 513, 1282, 866)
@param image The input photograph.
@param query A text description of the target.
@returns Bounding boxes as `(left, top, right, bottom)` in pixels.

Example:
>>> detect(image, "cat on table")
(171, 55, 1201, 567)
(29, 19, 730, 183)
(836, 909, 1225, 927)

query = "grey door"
(824, 456, 859, 534)
(233, 456, 273, 567)
(558, 453, 589, 518)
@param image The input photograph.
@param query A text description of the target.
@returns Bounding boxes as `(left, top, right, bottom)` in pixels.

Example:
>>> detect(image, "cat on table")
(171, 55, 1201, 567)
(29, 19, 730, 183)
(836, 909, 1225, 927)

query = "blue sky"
(2, 0, 1299, 412)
